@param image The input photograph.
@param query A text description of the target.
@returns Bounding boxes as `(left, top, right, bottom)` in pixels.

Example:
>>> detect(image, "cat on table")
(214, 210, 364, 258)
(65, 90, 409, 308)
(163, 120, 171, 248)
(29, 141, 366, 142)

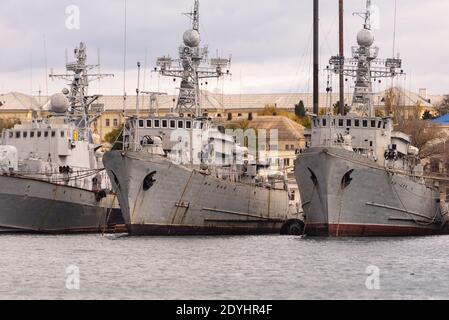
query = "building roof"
(95, 87, 438, 112)
(433, 114, 449, 124)
(216, 116, 305, 142)
(0, 92, 42, 111)
(0, 86, 442, 113)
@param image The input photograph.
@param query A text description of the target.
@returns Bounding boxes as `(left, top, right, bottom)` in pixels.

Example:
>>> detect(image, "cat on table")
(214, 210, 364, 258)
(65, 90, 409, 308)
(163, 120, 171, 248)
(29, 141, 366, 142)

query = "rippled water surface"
(1, 234, 449, 300)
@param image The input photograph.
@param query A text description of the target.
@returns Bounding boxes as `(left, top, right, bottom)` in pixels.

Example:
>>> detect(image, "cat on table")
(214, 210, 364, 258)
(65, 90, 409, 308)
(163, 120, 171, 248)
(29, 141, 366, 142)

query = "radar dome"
(357, 29, 374, 47)
(183, 29, 200, 48)
(50, 93, 69, 114)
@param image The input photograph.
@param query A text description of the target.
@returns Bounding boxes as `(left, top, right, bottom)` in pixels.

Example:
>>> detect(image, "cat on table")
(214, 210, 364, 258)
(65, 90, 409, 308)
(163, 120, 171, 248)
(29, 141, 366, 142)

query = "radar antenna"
(50, 42, 114, 141)
(330, 0, 403, 117)
(154, 0, 231, 118)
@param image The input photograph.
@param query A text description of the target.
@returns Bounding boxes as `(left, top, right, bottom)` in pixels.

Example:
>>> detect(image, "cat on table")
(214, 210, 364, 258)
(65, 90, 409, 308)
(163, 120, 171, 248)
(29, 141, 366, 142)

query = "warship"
(0, 42, 123, 233)
(103, 0, 302, 236)
(295, 0, 448, 237)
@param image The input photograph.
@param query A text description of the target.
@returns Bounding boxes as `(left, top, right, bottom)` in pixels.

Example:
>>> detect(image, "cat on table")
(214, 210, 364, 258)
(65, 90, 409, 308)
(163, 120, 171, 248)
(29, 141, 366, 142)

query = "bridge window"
(378, 121, 382, 128)
(23, 131, 28, 138)
(15, 131, 21, 138)
(322, 119, 327, 126)
(371, 120, 376, 128)
(154, 119, 160, 128)
(186, 121, 192, 129)
(162, 120, 168, 128)
(37, 131, 42, 138)
(60, 131, 65, 138)
(346, 119, 352, 127)
(30, 132, 35, 138)
(44, 131, 49, 138)
(8, 131, 13, 138)
(138, 119, 144, 128)
(51, 131, 56, 137)
(363, 120, 368, 128)
(178, 120, 184, 129)
(355, 120, 360, 127)
(383, 122, 386, 129)
(170, 120, 176, 129)
(338, 119, 344, 127)
(146, 119, 152, 128)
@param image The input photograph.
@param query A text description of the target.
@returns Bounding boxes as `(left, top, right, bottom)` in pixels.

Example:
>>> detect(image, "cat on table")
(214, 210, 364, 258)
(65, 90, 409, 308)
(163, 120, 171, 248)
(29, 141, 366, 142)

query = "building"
(0, 92, 42, 124)
(0, 87, 443, 140)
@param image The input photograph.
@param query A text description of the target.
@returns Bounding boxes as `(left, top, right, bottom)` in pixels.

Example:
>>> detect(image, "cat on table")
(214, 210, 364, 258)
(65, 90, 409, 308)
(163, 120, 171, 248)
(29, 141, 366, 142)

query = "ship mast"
(313, 0, 319, 115)
(329, 0, 403, 117)
(338, 0, 345, 115)
(155, 0, 231, 118)
(50, 42, 114, 141)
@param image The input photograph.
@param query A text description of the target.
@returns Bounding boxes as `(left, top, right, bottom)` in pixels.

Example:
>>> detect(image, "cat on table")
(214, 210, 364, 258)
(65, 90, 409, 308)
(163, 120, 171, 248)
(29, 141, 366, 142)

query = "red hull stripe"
(305, 223, 446, 237)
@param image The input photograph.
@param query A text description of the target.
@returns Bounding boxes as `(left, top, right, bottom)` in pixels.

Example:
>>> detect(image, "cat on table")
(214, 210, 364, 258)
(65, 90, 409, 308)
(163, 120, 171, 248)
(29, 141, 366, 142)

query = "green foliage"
(375, 109, 385, 118)
(226, 119, 250, 130)
(259, 105, 311, 129)
(259, 105, 277, 116)
(0, 118, 21, 132)
(332, 101, 351, 115)
(300, 116, 311, 129)
(104, 125, 124, 150)
(422, 110, 435, 120)
(438, 97, 449, 116)
(294, 100, 306, 118)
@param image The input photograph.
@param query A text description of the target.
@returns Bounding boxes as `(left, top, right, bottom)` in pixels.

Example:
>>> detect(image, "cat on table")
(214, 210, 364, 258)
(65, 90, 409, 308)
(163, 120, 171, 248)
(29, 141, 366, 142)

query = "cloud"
(0, 0, 447, 96)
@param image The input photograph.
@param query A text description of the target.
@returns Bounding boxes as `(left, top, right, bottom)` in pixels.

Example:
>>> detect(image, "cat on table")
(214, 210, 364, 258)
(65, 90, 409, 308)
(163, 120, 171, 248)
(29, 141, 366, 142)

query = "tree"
(395, 101, 441, 153)
(332, 101, 351, 115)
(0, 118, 21, 132)
(259, 105, 311, 129)
(422, 110, 435, 120)
(295, 100, 306, 118)
(396, 120, 441, 152)
(437, 97, 449, 116)
(259, 105, 277, 116)
(375, 109, 385, 118)
(104, 125, 124, 150)
(300, 116, 311, 129)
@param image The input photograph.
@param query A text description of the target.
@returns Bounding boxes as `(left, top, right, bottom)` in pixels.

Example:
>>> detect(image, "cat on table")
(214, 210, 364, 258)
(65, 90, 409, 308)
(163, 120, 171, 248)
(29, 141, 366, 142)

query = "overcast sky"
(0, 0, 448, 98)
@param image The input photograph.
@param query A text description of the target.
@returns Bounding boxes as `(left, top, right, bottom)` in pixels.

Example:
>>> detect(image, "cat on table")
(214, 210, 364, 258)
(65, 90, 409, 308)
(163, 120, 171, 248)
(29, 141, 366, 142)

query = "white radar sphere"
(50, 93, 69, 114)
(357, 29, 374, 47)
(183, 29, 200, 48)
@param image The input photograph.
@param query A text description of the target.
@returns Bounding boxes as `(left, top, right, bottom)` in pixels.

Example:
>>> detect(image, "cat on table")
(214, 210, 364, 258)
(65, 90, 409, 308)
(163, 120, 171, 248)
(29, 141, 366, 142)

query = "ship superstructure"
(294, 0, 448, 237)
(103, 0, 302, 236)
(0, 43, 123, 233)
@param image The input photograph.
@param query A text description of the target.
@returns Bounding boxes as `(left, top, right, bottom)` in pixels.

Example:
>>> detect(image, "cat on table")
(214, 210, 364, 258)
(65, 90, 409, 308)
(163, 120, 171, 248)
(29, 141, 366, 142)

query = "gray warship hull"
(295, 147, 445, 237)
(0, 175, 123, 234)
(103, 151, 291, 236)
